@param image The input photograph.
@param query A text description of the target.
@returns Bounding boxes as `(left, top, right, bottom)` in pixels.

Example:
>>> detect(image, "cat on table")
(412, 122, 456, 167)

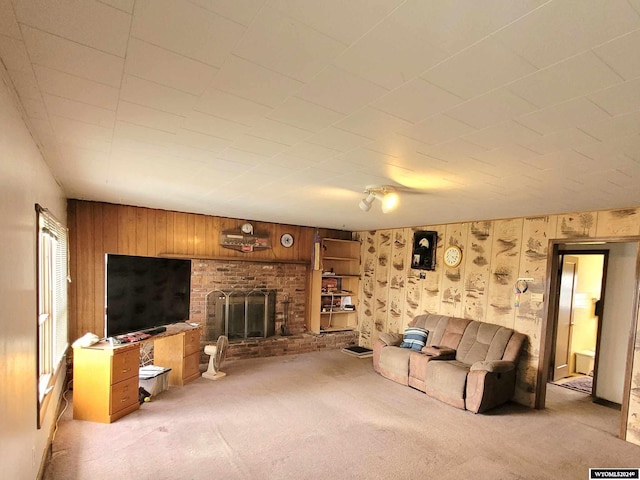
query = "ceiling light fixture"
(359, 186, 399, 213)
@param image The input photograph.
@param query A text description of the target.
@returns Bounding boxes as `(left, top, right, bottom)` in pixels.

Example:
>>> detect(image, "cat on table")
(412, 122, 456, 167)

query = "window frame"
(36, 204, 69, 428)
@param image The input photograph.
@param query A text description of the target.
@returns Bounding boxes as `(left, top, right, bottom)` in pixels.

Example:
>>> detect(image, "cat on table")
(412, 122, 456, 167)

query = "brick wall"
(190, 259, 359, 361)
(190, 259, 308, 340)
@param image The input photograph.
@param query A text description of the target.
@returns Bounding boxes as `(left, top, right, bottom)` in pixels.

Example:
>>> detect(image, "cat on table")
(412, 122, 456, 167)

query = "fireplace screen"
(205, 289, 276, 341)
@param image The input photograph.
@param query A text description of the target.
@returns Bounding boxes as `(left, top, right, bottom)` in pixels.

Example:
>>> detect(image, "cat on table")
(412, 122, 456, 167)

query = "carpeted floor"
(44, 350, 638, 480)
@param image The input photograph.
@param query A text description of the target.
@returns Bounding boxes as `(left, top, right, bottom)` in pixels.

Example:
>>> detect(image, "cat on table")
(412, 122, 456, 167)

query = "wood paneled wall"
(356, 206, 640, 445)
(67, 200, 347, 343)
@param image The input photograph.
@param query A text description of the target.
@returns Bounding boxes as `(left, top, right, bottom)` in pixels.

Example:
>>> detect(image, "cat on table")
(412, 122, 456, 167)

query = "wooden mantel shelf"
(158, 253, 309, 265)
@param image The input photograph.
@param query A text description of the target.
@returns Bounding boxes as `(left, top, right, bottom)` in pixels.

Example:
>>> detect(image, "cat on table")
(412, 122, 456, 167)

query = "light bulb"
(381, 192, 399, 213)
(359, 193, 375, 211)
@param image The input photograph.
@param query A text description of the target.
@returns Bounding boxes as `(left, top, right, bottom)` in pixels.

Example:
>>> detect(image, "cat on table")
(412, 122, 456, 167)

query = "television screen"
(105, 254, 192, 338)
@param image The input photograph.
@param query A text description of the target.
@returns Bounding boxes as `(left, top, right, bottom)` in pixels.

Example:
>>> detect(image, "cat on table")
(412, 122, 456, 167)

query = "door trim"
(537, 236, 640, 442)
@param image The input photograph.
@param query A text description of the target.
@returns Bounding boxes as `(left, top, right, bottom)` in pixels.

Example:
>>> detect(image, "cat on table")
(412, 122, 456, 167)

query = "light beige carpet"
(45, 350, 638, 480)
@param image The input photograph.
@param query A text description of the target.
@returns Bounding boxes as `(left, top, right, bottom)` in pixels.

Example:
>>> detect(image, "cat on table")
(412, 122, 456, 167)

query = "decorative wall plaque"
(220, 228, 270, 252)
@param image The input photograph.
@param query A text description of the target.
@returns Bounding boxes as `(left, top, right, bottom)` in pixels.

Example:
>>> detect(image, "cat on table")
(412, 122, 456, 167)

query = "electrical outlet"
(531, 293, 544, 302)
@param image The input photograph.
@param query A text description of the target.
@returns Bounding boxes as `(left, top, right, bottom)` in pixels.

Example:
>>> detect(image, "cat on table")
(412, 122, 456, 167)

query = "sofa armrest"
(378, 332, 403, 346)
(421, 345, 456, 359)
(470, 360, 515, 373)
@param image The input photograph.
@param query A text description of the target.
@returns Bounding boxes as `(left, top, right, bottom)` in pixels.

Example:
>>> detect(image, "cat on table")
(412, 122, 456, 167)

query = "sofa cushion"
(400, 327, 429, 351)
(378, 332, 403, 346)
(456, 322, 511, 364)
(378, 346, 414, 385)
(411, 314, 450, 346)
(424, 360, 470, 409)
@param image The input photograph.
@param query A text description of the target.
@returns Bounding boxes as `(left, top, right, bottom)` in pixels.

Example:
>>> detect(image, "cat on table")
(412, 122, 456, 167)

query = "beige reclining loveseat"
(373, 313, 525, 413)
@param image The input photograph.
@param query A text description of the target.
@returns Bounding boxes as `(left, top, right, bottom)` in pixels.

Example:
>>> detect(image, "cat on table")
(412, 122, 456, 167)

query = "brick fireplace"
(189, 259, 358, 361)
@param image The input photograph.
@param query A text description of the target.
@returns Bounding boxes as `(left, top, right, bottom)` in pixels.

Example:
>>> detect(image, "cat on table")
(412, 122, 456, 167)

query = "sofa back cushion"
(440, 316, 471, 350)
(410, 314, 449, 346)
(456, 321, 513, 364)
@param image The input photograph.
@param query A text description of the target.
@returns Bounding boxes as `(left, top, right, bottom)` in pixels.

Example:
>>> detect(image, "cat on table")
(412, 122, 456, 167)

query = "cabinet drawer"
(183, 351, 200, 380)
(183, 329, 200, 356)
(110, 376, 138, 414)
(111, 348, 139, 384)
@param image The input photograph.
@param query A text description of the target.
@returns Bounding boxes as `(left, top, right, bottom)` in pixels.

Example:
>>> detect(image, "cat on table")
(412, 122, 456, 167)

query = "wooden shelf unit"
(309, 238, 360, 334)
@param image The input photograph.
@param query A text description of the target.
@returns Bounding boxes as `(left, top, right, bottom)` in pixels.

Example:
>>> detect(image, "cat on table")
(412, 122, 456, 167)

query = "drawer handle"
(121, 368, 130, 374)
(121, 396, 129, 403)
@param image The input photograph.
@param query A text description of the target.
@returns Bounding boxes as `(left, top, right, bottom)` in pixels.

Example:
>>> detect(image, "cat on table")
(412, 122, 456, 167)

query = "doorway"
(538, 239, 640, 440)
(550, 252, 606, 398)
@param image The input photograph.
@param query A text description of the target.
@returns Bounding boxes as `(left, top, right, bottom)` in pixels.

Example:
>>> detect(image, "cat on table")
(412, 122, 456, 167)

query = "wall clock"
(241, 223, 253, 234)
(443, 245, 462, 268)
(280, 233, 294, 248)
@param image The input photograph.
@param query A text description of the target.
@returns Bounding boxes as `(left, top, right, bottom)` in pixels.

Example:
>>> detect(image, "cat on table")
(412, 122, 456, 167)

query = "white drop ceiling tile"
(494, 0, 640, 68)
(594, 29, 640, 80)
(390, 0, 548, 55)
(471, 145, 541, 173)
(114, 120, 178, 147)
(267, 152, 313, 169)
(365, 132, 430, 160)
(196, 157, 249, 175)
(231, 134, 288, 157)
(295, 65, 388, 115)
(421, 37, 536, 101)
(98, 0, 135, 14)
(306, 126, 372, 152)
(21, 25, 124, 87)
(463, 121, 541, 150)
(16, 0, 130, 56)
(8, 69, 41, 100)
(132, 0, 245, 67)
(172, 128, 231, 153)
(522, 127, 599, 155)
(195, 88, 271, 125)
(0, 35, 31, 72)
(446, 89, 538, 130)
(233, 7, 346, 82)
(588, 78, 640, 116)
(371, 79, 464, 123)
(216, 147, 268, 166)
(282, 142, 340, 162)
(0, 0, 21, 39)
(334, 15, 448, 90)
(187, 0, 263, 26)
(120, 75, 197, 116)
(268, 97, 343, 133)
(21, 97, 47, 119)
(506, 52, 622, 109)
(43, 94, 115, 128)
(267, 0, 401, 44)
(334, 107, 413, 140)
(117, 101, 184, 133)
(246, 161, 292, 178)
(125, 39, 219, 95)
(33, 65, 119, 110)
(213, 55, 303, 108)
(418, 138, 488, 163)
(248, 117, 313, 145)
(521, 149, 596, 171)
(337, 148, 399, 169)
(50, 114, 114, 144)
(313, 157, 363, 175)
(182, 110, 251, 140)
(401, 114, 476, 145)
(516, 97, 611, 135)
(580, 111, 640, 141)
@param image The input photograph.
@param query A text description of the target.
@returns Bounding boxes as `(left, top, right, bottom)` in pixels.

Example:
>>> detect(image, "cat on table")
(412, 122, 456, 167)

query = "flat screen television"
(105, 254, 192, 338)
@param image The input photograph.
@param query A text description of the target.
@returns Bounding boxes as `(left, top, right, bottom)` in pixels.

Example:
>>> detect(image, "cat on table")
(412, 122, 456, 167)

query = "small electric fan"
(203, 335, 229, 380)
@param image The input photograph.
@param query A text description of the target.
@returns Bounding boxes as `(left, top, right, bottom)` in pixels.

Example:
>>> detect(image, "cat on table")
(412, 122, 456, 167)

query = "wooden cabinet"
(153, 328, 201, 386)
(309, 238, 360, 333)
(73, 343, 140, 423)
